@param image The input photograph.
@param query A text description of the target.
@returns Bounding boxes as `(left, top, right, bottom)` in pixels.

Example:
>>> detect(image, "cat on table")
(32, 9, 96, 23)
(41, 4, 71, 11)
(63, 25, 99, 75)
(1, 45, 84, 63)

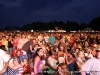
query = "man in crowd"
(80, 46, 100, 75)
(22, 38, 37, 59)
(0, 46, 10, 75)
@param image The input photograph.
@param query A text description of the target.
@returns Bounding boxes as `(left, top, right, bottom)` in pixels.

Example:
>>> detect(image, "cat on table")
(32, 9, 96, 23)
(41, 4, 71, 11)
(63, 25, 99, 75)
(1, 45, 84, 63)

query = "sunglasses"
(96, 50, 100, 52)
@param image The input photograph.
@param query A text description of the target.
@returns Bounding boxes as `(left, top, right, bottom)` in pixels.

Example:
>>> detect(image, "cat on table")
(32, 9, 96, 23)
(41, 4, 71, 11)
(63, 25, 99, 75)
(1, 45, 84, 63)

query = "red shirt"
(23, 65, 30, 73)
(0, 41, 2, 45)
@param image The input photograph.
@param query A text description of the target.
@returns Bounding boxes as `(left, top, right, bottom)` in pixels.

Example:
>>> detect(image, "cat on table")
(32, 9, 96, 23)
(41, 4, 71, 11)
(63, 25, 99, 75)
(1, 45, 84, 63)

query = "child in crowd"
(23, 58, 31, 75)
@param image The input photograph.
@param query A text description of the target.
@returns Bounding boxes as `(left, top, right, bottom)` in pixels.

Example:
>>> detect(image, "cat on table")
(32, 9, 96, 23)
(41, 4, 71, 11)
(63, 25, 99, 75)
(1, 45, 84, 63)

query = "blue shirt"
(49, 36, 55, 45)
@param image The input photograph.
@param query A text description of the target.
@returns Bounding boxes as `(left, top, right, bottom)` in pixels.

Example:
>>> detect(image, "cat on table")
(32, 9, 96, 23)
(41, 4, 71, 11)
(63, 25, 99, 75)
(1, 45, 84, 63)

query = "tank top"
(8, 40, 13, 48)
(37, 60, 42, 73)
(48, 58, 57, 75)
(68, 58, 75, 71)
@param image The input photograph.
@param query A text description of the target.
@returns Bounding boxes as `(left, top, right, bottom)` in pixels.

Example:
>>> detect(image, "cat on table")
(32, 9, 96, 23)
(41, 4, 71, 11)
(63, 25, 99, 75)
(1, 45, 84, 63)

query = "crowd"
(0, 31, 100, 75)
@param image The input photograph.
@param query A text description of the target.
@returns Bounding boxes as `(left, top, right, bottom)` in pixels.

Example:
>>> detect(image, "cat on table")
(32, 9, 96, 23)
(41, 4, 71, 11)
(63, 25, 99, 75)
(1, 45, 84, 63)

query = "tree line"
(3, 16, 100, 31)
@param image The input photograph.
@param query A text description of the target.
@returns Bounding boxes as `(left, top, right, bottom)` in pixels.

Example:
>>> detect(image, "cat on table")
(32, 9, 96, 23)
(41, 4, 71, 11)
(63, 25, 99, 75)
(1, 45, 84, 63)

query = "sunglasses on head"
(96, 50, 100, 52)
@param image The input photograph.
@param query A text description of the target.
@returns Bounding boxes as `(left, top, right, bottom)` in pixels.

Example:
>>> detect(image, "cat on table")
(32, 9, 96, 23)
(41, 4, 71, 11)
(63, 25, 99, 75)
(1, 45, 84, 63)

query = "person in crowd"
(13, 35, 19, 49)
(22, 38, 37, 59)
(74, 48, 80, 58)
(49, 33, 55, 46)
(17, 33, 28, 49)
(23, 58, 31, 75)
(58, 43, 66, 64)
(65, 51, 76, 72)
(80, 45, 100, 75)
(16, 50, 23, 63)
(2, 36, 8, 51)
(48, 50, 58, 75)
(74, 50, 86, 75)
(8, 57, 24, 75)
(38, 34, 43, 44)
(54, 63, 70, 75)
(33, 48, 44, 75)
(0, 45, 10, 75)
(84, 47, 93, 60)
(8, 35, 13, 54)
(33, 44, 39, 53)
(76, 50, 86, 70)
(44, 33, 49, 43)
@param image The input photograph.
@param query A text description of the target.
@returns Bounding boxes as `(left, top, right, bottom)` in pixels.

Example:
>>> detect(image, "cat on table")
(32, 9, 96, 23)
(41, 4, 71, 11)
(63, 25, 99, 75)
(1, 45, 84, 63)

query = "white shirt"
(0, 49, 9, 71)
(84, 53, 93, 58)
(81, 57, 100, 75)
(44, 36, 49, 42)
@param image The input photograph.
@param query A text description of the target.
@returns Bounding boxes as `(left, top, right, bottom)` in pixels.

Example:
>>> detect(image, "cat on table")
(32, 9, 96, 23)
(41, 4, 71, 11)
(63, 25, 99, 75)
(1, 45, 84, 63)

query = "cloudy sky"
(0, 0, 100, 28)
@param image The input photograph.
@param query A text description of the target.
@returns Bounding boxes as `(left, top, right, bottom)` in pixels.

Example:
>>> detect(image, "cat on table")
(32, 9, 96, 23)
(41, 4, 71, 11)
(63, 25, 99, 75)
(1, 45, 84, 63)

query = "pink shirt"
(13, 38, 19, 47)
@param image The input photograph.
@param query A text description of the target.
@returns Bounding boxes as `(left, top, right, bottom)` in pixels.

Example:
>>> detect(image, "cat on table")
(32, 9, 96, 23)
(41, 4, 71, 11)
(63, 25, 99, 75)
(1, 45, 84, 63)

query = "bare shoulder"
(34, 56, 40, 60)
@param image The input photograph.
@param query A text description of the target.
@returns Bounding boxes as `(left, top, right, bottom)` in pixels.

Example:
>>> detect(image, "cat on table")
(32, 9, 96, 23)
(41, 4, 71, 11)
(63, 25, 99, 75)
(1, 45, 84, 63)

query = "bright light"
(31, 30, 33, 32)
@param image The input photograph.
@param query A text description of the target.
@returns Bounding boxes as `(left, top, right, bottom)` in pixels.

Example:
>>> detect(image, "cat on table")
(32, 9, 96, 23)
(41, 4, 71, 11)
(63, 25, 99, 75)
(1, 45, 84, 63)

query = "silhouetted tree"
(89, 17, 100, 30)
(12, 25, 20, 30)
(5, 26, 12, 30)
(79, 22, 87, 30)
(21, 24, 31, 31)
(11, 16, 100, 31)
(65, 21, 79, 31)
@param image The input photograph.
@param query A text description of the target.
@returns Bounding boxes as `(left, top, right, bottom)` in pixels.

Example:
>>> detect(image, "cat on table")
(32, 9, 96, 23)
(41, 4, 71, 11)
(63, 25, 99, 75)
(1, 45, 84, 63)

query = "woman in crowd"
(54, 63, 70, 75)
(17, 33, 28, 49)
(57, 43, 66, 64)
(74, 48, 80, 58)
(48, 50, 58, 75)
(76, 50, 86, 70)
(13, 35, 19, 49)
(84, 47, 93, 60)
(65, 51, 76, 72)
(33, 48, 44, 75)
(8, 57, 24, 75)
(2, 36, 8, 51)
(8, 35, 13, 54)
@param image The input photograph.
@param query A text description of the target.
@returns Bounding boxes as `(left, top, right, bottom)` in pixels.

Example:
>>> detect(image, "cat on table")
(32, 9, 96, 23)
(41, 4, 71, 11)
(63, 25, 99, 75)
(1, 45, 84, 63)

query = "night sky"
(0, 0, 100, 28)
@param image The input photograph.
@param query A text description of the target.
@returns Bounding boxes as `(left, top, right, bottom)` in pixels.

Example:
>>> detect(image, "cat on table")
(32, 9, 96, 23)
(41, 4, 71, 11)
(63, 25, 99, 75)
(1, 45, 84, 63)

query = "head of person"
(2, 36, 6, 41)
(86, 47, 92, 54)
(58, 63, 69, 75)
(16, 50, 21, 56)
(13, 57, 19, 66)
(32, 38, 37, 45)
(96, 46, 100, 59)
(77, 50, 84, 58)
(33, 48, 44, 60)
(21, 33, 26, 38)
(48, 50, 56, 59)
(75, 48, 80, 53)
(0, 45, 7, 52)
(68, 51, 75, 58)
(34, 44, 39, 49)
(58, 43, 66, 52)
(23, 58, 29, 65)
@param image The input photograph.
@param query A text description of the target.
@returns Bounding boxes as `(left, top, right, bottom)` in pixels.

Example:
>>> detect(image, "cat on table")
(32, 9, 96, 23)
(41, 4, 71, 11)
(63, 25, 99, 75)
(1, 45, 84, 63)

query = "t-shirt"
(49, 36, 55, 45)
(22, 40, 33, 52)
(81, 57, 100, 75)
(0, 49, 10, 71)
(17, 39, 28, 49)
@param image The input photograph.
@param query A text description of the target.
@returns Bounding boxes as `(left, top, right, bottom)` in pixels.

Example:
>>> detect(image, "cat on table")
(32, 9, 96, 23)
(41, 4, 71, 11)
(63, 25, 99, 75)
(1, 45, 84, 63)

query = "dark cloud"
(72, 6, 83, 11)
(0, 0, 22, 9)
(0, 4, 5, 9)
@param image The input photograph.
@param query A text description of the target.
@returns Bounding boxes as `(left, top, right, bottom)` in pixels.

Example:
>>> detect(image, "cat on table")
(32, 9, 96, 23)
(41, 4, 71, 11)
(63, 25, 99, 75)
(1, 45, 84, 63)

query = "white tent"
(81, 28, 95, 32)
